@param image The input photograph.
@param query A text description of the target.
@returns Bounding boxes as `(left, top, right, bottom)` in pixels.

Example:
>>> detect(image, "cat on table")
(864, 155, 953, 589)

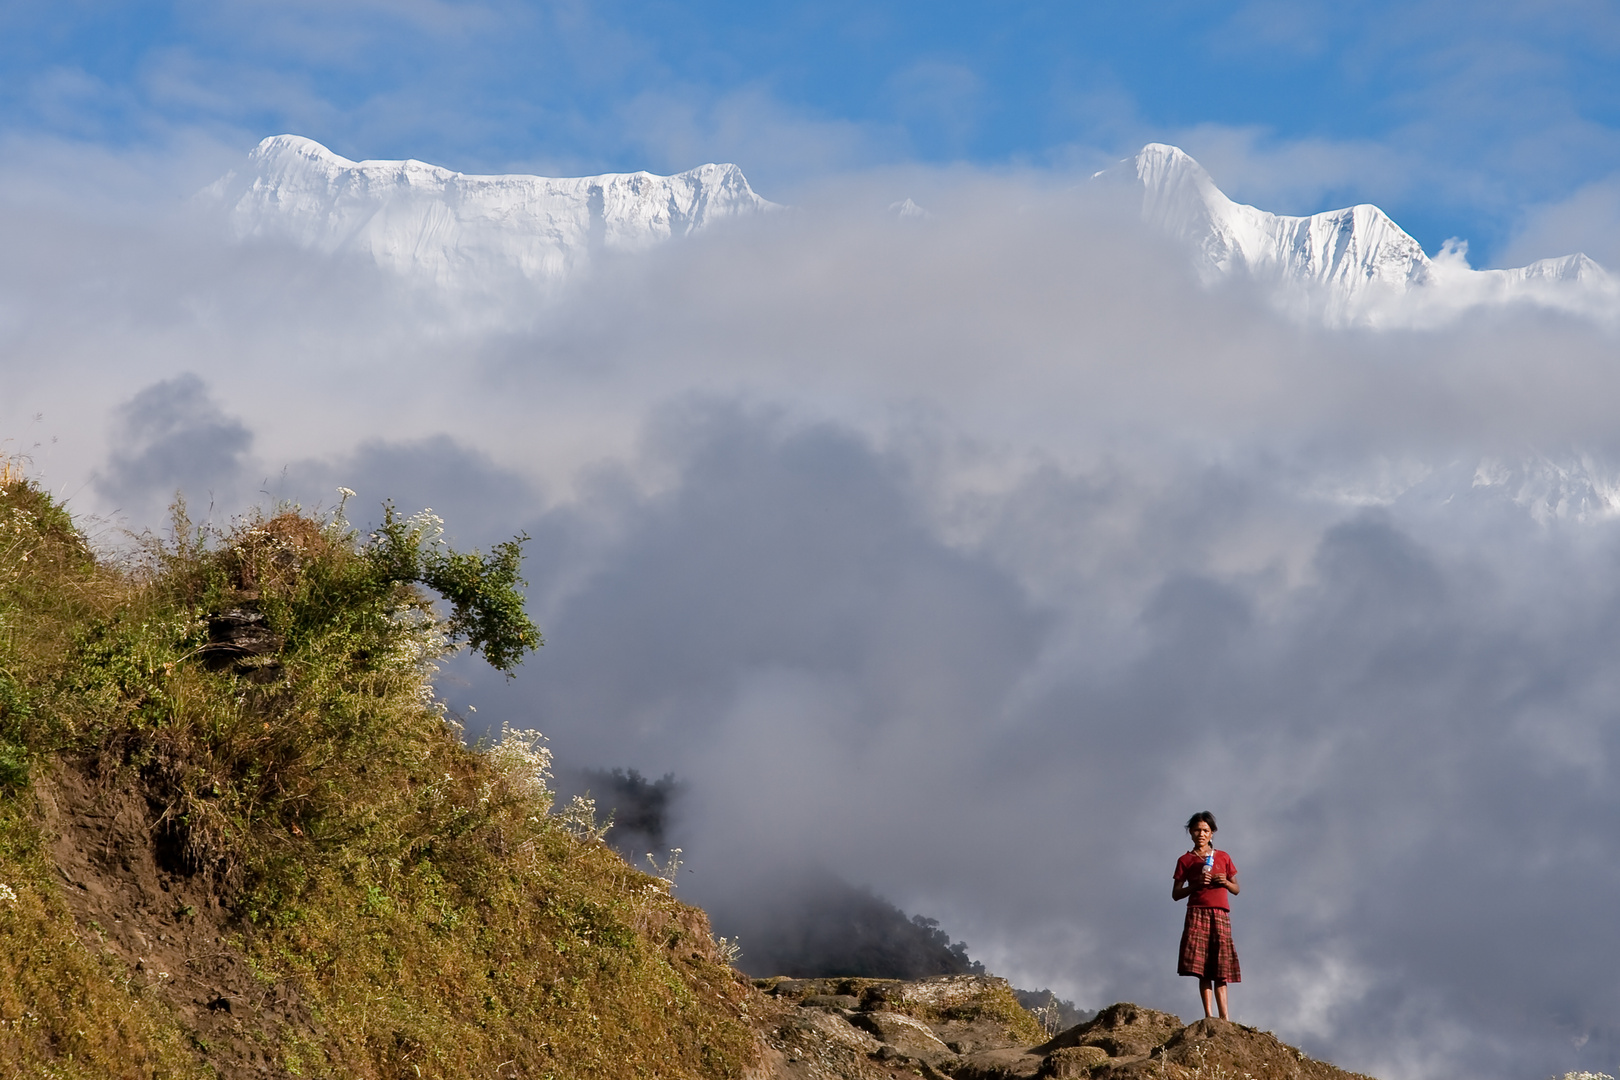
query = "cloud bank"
(4, 146, 1620, 1080)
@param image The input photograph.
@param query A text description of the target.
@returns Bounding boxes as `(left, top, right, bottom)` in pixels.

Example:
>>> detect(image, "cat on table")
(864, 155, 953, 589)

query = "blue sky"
(4, 1, 1620, 264)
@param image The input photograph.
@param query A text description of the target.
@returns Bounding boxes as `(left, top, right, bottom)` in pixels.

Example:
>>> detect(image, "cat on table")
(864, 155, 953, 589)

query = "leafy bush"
(367, 504, 541, 672)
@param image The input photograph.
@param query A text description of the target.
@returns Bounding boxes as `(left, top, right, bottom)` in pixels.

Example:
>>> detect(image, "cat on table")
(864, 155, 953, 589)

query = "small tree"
(366, 503, 542, 673)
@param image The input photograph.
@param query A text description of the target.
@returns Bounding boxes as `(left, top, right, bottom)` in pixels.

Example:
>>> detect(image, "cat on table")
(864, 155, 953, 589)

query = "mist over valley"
(6, 132, 1620, 1080)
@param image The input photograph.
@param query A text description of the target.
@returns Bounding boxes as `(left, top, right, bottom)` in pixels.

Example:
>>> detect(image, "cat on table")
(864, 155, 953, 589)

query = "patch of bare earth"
(39, 759, 319, 1077)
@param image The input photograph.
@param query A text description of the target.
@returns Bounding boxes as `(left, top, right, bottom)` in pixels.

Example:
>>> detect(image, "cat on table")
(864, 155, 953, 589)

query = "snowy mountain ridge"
(207, 135, 1615, 326)
(1109, 143, 1618, 325)
(205, 135, 777, 286)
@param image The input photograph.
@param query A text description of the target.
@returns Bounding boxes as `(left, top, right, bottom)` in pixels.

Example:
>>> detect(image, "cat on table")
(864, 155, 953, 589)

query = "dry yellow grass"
(0, 478, 759, 1079)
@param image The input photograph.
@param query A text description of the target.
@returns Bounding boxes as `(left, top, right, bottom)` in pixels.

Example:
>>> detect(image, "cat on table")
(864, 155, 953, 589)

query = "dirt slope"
(40, 759, 320, 1076)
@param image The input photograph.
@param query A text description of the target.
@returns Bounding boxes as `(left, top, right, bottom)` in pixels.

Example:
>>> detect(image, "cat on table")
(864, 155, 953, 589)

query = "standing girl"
(1172, 810, 1241, 1019)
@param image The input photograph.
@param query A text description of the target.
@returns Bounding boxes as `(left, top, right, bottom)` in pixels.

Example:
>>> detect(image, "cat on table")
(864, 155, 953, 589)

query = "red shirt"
(1174, 849, 1236, 910)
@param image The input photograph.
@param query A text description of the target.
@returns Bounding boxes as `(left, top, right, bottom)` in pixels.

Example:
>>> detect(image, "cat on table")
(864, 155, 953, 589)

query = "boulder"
(953, 1046, 1046, 1080)
(1038, 1002, 1184, 1058)
(1041, 1045, 1111, 1077)
(760, 978, 836, 999)
(898, 975, 1015, 1010)
(764, 1008, 887, 1080)
(778, 1008, 881, 1054)
(849, 1010, 957, 1065)
(750, 986, 1380, 1080)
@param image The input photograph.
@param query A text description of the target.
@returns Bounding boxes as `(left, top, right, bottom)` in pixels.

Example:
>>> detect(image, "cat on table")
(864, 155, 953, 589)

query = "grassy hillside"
(0, 472, 758, 1078)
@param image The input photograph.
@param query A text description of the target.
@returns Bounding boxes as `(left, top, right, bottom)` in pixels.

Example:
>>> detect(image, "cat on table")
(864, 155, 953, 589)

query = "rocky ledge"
(751, 979, 1376, 1080)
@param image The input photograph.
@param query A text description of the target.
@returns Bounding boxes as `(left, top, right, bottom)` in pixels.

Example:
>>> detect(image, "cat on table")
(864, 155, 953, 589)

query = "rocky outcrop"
(1090, 1018, 1377, 1080)
(1035, 1003, 1184, 1058)
(197, 606, 283, 680)
(752, 980, 1376, 1080)
(757, 975, 1040, 1078)
(850, 1011, 956, 1065)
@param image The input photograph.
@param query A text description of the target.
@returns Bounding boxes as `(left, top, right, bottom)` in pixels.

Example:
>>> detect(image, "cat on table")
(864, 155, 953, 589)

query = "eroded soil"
(40, 759, 320, 1077)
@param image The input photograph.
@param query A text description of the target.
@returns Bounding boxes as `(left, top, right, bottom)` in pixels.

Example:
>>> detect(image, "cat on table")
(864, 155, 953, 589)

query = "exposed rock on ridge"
(751, 979, 1376, 1080)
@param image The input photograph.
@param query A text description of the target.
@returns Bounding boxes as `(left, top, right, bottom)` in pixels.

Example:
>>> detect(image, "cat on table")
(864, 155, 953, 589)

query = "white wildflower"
(0, 883, 15, 903)
(488, 723, 553, 805)
(557, 794, 612, 842)
(332, 487, 357, 528)
(406, 509, 446, 548)
(645, 848, 683, 887)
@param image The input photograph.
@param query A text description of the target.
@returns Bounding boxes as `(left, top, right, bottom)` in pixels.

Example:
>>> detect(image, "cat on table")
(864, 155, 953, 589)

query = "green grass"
(0, 476, 758, 1079)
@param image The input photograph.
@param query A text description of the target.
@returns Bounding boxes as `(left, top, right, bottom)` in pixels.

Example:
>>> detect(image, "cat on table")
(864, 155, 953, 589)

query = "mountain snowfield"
(209, 135, 1614, 328)
(1110, 143, 1618, 326)
(204, 135, 777, 286)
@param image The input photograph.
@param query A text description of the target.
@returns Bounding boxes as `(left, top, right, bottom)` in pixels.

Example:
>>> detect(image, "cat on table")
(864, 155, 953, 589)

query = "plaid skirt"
(1178, 906, 1241, 983)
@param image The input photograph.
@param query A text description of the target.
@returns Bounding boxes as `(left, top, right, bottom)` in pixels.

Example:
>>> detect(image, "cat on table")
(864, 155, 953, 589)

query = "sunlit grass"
(0, 474, 758, 1078)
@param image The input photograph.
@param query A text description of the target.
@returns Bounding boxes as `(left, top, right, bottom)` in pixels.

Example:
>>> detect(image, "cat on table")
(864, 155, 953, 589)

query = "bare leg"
(1198, 978, 1214, 1018)
(1213, 982, 1229, 1020)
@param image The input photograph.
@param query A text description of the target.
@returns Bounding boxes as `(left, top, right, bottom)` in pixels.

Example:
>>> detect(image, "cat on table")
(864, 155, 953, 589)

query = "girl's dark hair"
(1186, 811, 1218, 833)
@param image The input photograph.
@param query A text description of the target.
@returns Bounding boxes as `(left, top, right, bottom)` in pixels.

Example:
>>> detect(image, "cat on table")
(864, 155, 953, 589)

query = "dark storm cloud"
(444, 401, 1620, 1080)
(276, 434, 539, 548)
(93, 373, 252, 521)
(513, 404, 1048, 765)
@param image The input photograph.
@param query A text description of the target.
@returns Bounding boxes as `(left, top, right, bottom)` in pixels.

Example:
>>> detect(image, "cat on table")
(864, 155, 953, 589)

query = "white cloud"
(6, 142, 1620, 1079)
(1501, 174, 1620, 271)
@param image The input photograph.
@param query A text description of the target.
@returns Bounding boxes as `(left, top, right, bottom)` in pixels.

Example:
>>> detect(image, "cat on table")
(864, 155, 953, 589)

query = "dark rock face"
(198, 606, 284, 681)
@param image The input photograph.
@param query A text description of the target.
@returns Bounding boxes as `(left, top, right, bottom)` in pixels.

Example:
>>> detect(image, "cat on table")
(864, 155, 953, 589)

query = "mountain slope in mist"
(203, 135, 777, 286)
(1108, 143, 1617, 324)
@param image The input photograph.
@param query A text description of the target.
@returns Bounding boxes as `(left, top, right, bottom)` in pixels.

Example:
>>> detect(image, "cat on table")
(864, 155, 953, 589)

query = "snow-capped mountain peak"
(1105, 143, 1616, 324)
(205, 135, 777, 285)
(1118, 143, 1431, 296)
